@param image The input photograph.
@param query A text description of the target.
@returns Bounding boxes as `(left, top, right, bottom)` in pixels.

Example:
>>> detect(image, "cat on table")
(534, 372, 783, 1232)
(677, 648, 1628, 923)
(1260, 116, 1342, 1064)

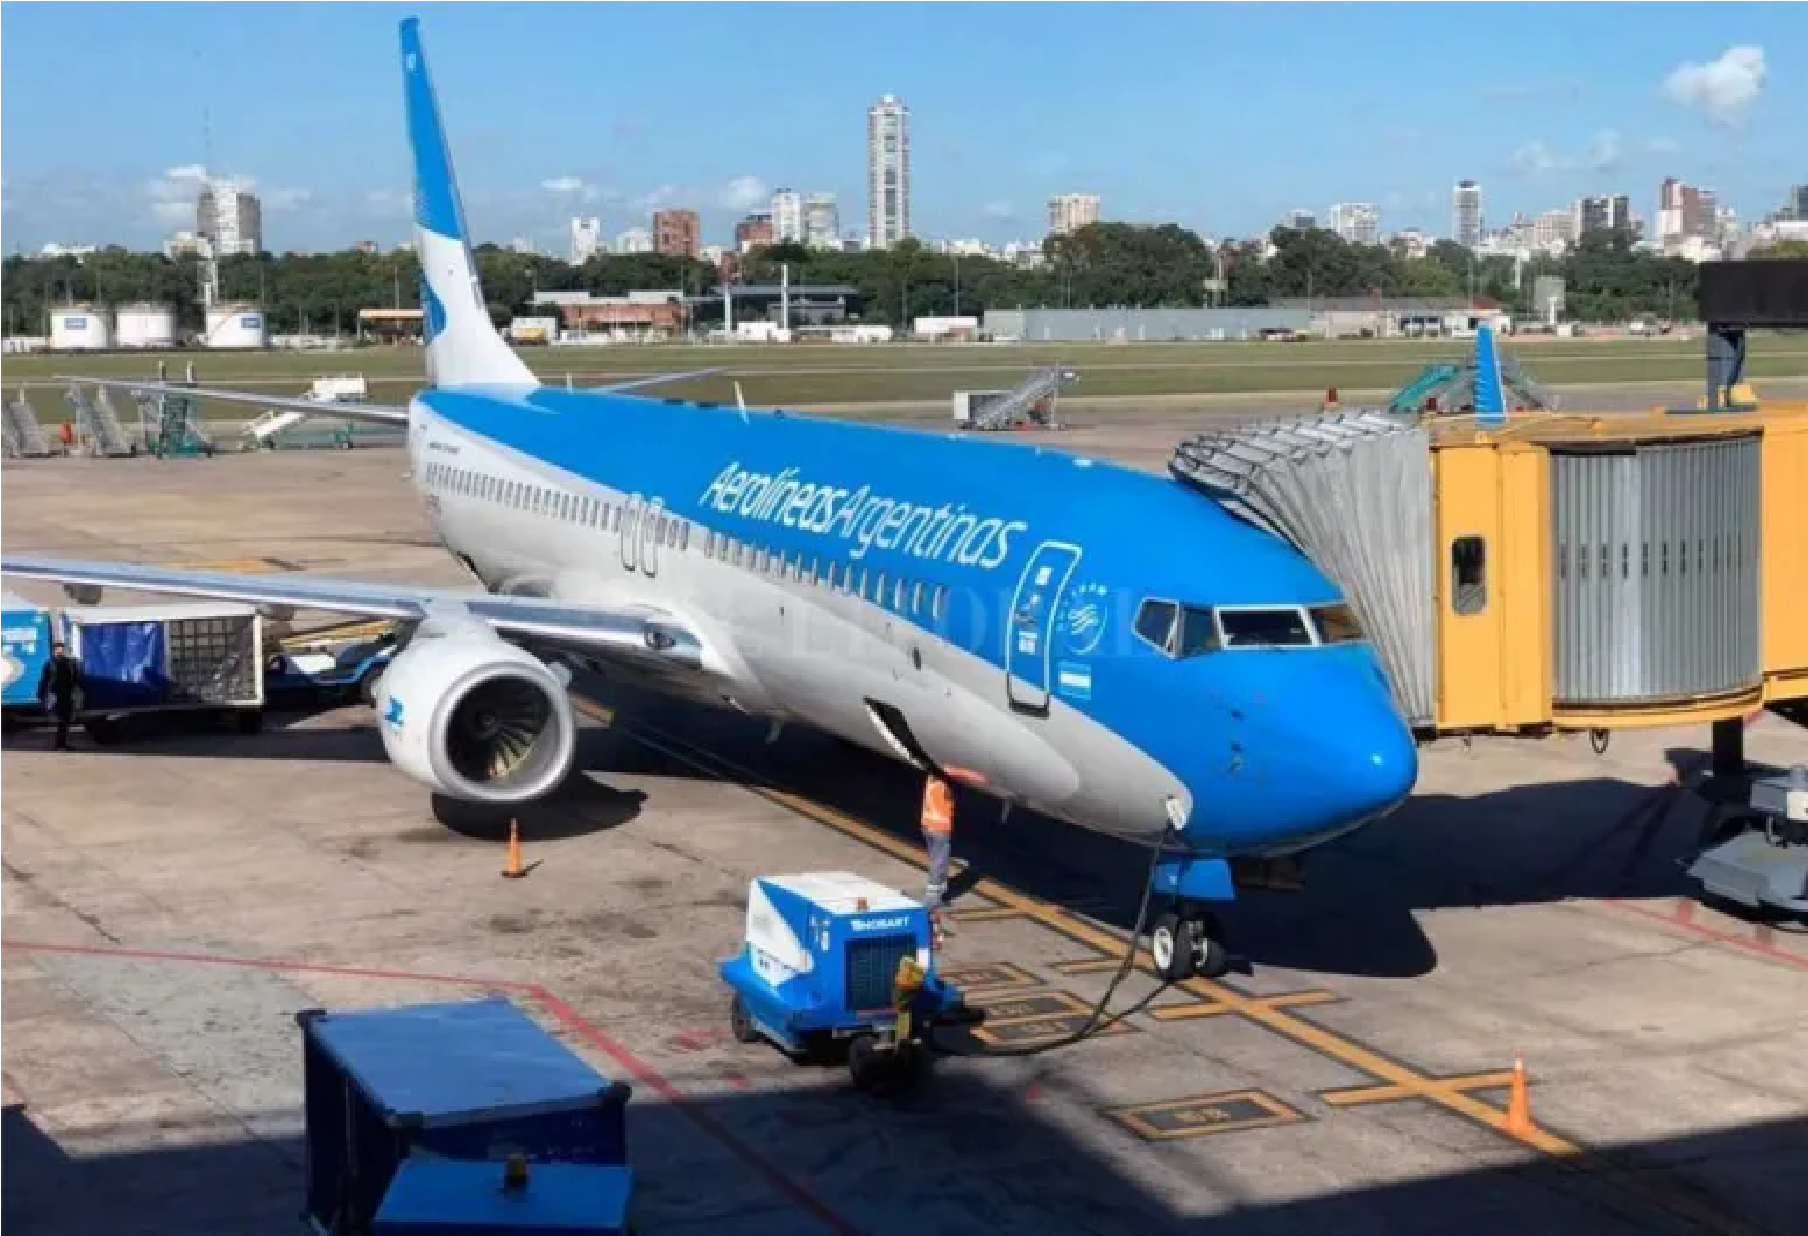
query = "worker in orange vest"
(921, 774, 955, 928)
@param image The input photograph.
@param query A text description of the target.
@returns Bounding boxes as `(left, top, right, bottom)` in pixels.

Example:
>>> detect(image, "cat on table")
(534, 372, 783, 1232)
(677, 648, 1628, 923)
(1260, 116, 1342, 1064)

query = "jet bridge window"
(1216, 606, 1314, 649)
(1451, 535, 1487, 615)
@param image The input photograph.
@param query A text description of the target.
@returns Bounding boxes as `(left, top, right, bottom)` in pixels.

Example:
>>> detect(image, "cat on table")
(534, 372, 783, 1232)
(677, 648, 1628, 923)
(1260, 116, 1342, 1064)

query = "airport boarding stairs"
(64, 383, 138, 457)
(954, 366, 1080, 431)
(3, 392, 53, 458)
(133, 386, 215, 458)
(1387, 328, 1556, 419)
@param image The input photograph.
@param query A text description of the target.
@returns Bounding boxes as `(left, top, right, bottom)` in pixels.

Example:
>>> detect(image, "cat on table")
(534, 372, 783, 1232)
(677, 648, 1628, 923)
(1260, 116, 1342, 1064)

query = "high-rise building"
(1657, 177, 1715, 244)
(1533, 208, 1577, 252)
(1788, 184, 1808, 221)
(1573, 194, 1632, 236)
(770, 189, 804, 244)
(866, 94, 910, 249)
(1328, 202, 1380, 246)
(1046, 193, 1101, 238)
(570, 217, 603, 264)
(1285, 209, 1317, 231)
(616, 227, 654, 255)
(196, 178, 263, 256)
(1453, 180, 1483, 247)
(735, 213, 775, 252)
(652, 208, 700, 259)
(803, 193, 840, 249)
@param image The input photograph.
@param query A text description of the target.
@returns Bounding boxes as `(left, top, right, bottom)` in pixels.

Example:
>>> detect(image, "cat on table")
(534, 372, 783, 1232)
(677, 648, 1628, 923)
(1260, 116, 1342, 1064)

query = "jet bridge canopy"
(1170, 404, 1808, 736)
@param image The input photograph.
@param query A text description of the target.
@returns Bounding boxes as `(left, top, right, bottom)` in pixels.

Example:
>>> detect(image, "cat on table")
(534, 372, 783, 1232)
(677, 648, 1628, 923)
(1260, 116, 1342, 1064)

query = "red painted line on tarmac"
(2, 938, 867, 1236)
(1602, 902, 1808, 972)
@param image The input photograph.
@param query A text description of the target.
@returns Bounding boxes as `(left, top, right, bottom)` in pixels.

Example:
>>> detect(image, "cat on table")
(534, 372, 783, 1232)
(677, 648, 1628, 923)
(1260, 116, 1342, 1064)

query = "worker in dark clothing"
(37, 641, 83, 750)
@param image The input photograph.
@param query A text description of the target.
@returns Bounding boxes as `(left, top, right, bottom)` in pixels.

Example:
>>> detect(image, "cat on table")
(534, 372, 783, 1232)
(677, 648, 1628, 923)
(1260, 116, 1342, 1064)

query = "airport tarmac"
(4, 420, 1807, 1236)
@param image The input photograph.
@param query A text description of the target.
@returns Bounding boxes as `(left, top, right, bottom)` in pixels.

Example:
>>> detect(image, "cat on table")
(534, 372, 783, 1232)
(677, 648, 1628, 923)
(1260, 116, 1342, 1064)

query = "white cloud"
(541, 175, 585, 194)
(263, 187, 313, 211)
(1511, 140, 1564, 176)
(1645, 136, 1681, 155)
(1663, 46, 1766, 126)
(633, 184, 679, 211)
(1509, 129, 1622, 177)
(1584, 129, 1624, 172)
(716, 175, 768, 213)
(980, 201, 1015, 220)
(164, 164, 209, 183)
(365, 188, 412, 217)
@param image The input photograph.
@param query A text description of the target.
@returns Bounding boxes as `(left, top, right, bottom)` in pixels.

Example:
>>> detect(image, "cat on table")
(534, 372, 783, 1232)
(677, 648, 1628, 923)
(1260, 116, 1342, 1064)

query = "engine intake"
(374, 619, 577, 805)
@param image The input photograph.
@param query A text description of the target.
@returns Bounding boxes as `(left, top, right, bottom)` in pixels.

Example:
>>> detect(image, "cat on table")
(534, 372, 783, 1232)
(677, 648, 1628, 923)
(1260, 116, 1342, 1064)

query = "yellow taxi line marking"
(1322, 1070, 1518, 1108)
(1148, 990, 1341, 1022)
(578, 700, 1768, 1236)
(947, 905, 1031, 923)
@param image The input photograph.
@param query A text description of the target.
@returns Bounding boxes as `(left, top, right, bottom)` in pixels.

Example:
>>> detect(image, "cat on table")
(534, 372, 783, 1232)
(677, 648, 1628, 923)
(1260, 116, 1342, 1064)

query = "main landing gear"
(1148, 905, 1232, 982)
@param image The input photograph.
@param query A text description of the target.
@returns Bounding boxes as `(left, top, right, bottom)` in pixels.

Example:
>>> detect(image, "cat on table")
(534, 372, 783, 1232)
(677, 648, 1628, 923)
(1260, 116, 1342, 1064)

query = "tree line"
(6, 225, 1804, 338)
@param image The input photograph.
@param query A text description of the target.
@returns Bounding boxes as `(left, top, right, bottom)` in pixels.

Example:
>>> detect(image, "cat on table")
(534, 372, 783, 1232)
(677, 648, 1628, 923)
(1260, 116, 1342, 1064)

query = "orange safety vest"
(920, 777, 954, 835)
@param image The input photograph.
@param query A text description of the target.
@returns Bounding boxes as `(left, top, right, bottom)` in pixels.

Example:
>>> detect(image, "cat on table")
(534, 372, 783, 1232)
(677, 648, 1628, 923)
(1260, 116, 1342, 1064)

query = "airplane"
(0, 16, 1417, 983)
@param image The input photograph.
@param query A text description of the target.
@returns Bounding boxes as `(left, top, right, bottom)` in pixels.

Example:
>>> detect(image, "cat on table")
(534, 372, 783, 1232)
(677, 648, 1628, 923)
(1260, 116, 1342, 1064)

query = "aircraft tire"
(1150, 912, 1199, 982)
(729, 992, 761, 1044)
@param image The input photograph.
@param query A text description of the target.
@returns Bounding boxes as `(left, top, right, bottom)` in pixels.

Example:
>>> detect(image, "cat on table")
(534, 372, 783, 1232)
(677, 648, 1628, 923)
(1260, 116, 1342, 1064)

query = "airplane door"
(1005, 541, 1082, 714)
(620, 496, 641, 572)
(641, 497, 664, 578)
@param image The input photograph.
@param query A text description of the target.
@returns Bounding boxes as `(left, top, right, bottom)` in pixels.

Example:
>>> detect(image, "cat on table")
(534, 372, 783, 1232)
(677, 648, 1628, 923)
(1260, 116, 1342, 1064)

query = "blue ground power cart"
(719, 872, 972, 1093)
(298, 997, 632, 1236)
(1, 592, 55, 731)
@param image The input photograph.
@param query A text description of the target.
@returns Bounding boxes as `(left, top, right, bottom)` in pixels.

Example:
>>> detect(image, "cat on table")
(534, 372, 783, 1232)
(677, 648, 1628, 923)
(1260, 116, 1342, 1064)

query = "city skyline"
(1, 4, 1802, 254)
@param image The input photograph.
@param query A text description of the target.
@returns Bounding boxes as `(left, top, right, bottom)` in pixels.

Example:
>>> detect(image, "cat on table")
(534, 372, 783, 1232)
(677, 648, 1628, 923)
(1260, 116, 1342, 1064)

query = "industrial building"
(981, 306, 1310, 343)
(689, 282, 866, 328)
(1271, 296, 1511, 339)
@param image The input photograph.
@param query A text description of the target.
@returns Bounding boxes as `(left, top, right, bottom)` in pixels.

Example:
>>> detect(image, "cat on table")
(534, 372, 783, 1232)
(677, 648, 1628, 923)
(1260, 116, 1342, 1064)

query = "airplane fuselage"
(408, 385, 1418, 857)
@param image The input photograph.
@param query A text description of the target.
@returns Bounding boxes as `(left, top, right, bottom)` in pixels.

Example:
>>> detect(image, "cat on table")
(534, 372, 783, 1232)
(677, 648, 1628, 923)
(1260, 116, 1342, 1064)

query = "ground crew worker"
(921, 774, 955, 924)
(37, 640, 83, 750)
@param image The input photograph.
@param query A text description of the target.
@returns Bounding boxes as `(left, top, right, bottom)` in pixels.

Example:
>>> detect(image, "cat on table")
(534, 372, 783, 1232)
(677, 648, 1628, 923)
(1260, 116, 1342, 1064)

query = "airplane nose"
(1335, 707, 1419, 822)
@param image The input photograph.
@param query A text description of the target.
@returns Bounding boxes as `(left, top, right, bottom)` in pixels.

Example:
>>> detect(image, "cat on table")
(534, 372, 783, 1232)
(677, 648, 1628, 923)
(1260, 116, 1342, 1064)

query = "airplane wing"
(56, 377, 410, 427)
(0, 555, 705, 669)
(594, 367, 724, 394)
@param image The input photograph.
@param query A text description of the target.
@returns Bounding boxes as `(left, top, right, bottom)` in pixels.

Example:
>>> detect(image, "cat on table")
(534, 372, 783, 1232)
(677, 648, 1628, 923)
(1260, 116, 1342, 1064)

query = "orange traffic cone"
(502, 820, 526, 879)
(1504, 1052, 1534, 1136)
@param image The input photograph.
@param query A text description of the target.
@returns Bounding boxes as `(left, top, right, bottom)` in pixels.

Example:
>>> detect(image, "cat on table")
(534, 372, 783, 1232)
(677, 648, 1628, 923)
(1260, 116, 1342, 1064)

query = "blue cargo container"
(299, 997, 631, 1236)
(1, 592, 55, 721)
(373, 1159, 633, 1235)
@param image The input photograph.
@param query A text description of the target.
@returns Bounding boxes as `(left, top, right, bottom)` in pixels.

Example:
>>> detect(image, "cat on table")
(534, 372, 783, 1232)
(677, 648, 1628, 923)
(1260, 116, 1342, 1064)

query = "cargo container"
(298, 997, 631, 1236)
(1, 591, 56, 728)
(56, 601, 264, 741)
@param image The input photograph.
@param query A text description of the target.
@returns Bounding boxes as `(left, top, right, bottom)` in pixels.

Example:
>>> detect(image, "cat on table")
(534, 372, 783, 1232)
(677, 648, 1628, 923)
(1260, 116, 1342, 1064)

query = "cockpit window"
(1176, 606, 1220, 657)
(1216, 606, 1314, 648)
(1311, 603, 1365, 644)
(1134, 600, 1178, 653)
(1136, 599, 1220, 658)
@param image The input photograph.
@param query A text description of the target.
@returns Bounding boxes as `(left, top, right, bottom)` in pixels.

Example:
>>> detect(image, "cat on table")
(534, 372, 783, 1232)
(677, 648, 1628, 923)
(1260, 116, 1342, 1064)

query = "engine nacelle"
(372, 618, 577, 805)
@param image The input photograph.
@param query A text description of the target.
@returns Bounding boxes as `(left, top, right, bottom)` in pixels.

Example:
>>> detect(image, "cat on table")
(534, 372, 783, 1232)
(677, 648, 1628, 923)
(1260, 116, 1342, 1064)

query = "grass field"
(6, 334, 1806, 422)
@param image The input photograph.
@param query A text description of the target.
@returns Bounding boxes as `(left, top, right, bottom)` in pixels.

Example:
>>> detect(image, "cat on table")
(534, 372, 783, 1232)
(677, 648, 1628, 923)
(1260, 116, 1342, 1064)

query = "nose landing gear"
(1149, 907, 1232, 982)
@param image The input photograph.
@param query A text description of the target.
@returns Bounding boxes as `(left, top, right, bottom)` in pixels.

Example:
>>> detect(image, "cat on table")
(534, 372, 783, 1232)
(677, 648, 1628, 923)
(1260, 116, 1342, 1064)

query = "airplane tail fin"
(399, 18, 537, 390)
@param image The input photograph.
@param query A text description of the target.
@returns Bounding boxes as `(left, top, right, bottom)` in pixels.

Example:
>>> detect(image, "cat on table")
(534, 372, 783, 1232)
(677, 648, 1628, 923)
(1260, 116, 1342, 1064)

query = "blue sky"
(2, 2, 1802, 255)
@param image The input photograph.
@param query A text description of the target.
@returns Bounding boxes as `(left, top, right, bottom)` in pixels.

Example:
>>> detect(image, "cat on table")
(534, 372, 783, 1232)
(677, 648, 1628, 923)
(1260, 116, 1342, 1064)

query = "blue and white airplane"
(2, 18, 1416, 980)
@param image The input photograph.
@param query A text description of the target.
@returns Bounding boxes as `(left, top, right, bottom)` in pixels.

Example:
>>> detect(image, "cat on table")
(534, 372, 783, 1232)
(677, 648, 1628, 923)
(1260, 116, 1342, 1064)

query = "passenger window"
(911, 581, 923, 612)
(894, 578, 905, 610)
(1217, 607, 1313, 648)
(1312, 603, 1364, 643)
(1134, 600, 1178, 655)
(875, 573, 887, 603)
(933, 585, 947, 620)
(1451, 536, 1487, 615)
(680, 524, 690, 551)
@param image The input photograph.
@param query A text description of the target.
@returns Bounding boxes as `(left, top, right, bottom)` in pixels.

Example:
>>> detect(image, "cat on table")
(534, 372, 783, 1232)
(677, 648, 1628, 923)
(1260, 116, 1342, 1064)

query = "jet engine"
(371, 617, 577, 807)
